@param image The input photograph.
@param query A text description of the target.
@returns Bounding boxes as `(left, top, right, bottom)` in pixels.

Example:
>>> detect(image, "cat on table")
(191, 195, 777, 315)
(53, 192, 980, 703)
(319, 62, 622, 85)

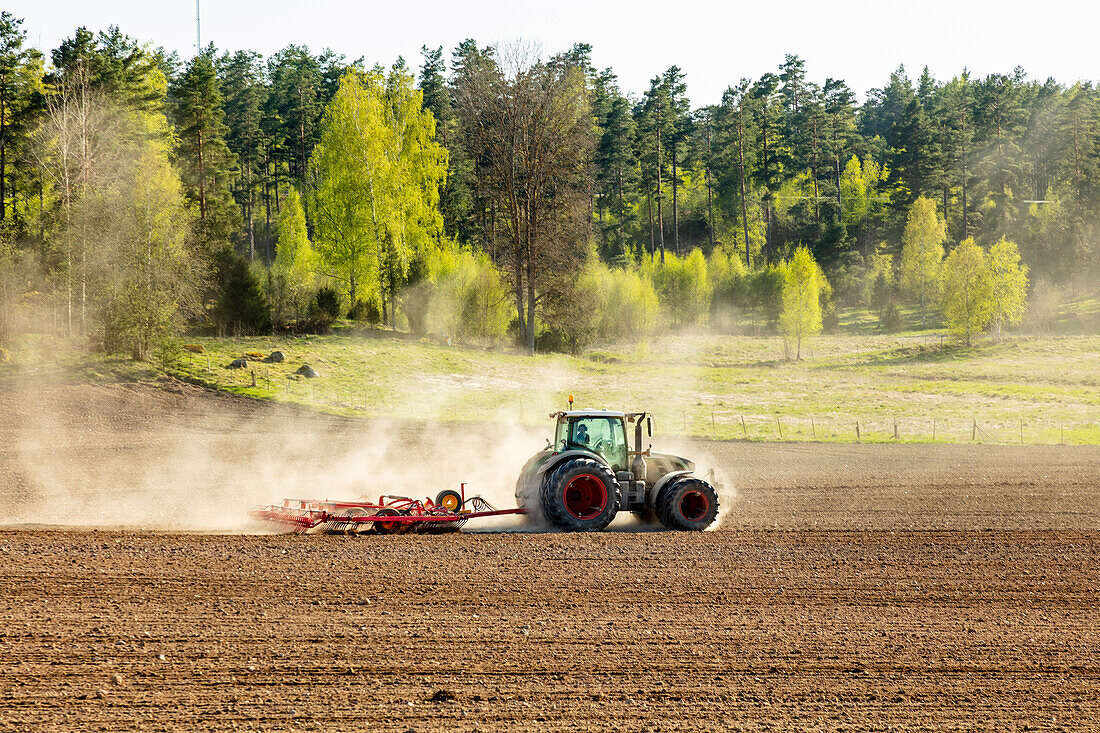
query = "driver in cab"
(573, 423, 590, 446)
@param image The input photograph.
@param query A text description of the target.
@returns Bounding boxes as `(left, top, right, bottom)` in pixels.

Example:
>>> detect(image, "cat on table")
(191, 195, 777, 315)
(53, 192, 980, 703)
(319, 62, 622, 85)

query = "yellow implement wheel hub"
(435, 489, 462, 512)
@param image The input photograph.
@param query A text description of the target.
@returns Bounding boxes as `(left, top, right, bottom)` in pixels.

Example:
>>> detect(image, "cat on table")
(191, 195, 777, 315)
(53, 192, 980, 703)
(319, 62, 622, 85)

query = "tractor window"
(564, 417, 627, 471)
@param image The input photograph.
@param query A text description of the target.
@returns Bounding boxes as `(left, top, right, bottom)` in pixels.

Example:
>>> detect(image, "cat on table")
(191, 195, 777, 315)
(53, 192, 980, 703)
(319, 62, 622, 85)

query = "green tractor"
(515, 406, 720, 532)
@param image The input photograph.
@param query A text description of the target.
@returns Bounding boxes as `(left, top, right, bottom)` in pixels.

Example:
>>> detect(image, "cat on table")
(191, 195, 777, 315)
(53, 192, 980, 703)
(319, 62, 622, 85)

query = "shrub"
(212, 249, 271, 336)
(879, 302, 903, 332)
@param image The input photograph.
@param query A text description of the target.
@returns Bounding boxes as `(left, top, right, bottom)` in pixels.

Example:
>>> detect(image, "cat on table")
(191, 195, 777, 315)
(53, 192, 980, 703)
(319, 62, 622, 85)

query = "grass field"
(144, 325, 1099, 445)
(3, 291, 1096, 446)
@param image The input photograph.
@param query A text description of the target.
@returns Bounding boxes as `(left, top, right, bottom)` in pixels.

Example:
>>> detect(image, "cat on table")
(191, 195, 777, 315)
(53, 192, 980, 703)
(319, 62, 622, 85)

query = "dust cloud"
(0, 332, 738, 533)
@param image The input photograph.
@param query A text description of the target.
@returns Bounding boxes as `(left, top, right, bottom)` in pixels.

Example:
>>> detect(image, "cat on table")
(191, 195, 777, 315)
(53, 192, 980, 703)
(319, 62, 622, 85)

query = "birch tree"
(779, 246, 824, 359)
(899, 195, 945, 327)
(309, 66, 446, 325)
(941, 238, 991, 346)
(985, 237, 1029, 338)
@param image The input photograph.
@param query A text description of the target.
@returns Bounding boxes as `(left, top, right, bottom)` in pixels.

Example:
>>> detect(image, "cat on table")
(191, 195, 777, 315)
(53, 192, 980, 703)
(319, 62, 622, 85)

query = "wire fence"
(171, 354, 1096, 447)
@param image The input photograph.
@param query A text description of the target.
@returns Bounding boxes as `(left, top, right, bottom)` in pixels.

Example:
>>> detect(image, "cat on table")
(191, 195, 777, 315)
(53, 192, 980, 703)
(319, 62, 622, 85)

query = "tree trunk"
(832, 114, 844, 223)
(811, 117, 819, 223)
(197, 128, 206, 220)
(525, 215, 536, 354)
(739, 104, 751, 270)
(647, 188, 654, 256)
(0, 97, 6, 223)
(671, 143, 679, 255)
(961, 110, 969, 240)
(656, 127, 665, 262)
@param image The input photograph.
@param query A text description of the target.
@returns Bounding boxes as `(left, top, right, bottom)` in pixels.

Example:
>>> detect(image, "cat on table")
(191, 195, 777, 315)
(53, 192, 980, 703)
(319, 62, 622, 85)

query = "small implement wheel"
(373, 508, 406, 535)
(435, 489, 463, 512)
(655, 477, 719, 531)
(539, 458, 619, 532)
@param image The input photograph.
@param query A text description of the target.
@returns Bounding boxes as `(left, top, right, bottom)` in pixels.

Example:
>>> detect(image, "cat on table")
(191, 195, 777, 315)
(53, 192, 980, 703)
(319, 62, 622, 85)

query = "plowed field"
(2, 381, 1099, 731)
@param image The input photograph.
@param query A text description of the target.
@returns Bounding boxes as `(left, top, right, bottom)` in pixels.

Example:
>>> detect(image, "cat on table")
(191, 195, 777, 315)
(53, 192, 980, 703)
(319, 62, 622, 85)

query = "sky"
(8, 0, 1100, 105)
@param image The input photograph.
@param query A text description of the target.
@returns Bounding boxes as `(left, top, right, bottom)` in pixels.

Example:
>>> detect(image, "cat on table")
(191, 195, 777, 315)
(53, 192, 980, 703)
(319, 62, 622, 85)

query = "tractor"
(515, 402, 720, 532)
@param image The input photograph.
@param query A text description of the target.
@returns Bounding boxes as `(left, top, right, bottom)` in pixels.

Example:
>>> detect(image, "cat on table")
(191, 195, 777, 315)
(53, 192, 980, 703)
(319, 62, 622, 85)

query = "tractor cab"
(553, 410, 629, 471)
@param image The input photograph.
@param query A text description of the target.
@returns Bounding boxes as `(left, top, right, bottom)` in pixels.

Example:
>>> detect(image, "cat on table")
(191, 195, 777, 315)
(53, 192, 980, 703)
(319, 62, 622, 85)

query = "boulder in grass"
(295, 364, 319, 378)
(262, 350, 285, 364)
(226, 358, 248, 369)
(182, 343, 205, 354)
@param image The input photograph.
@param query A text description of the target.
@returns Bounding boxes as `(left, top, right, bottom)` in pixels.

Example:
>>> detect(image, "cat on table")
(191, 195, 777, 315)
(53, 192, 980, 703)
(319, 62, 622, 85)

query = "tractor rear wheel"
(539, 458, 619, 532)
(655, 477, 719, 531)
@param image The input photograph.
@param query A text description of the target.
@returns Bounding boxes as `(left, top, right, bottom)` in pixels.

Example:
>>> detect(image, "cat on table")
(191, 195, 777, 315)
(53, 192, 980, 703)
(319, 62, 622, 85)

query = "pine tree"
(0, 12, 44, 227)
(714, 80, 757, 268)
(218, 50, 267, 260)
(973, 72, 1027, 242)
(594, 71, 638, 260)
(823, 78, 856, 223)
(663, 66, 689, 255)
(638, 75, 673, 260)
(170, 46, 241, 251)
(751, 73, 784, 261)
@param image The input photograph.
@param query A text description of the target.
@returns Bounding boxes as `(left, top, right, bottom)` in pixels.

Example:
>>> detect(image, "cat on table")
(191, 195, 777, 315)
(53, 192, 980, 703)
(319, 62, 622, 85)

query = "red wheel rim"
(375, 508, 401, 533)
(679, 491, 709, 522)
(563, 474, 607, 520)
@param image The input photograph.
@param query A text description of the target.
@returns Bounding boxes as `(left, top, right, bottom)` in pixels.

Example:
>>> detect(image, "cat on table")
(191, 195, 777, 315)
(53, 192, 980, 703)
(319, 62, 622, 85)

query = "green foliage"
(779, 246, 824, 358)
(985, 237, 1029, 338)
(707, 245, 748, 329)
(575, 258, 660, 342)
(899, 196, 946, 326)
(312, 287, 342, 320)
(941, 238, 991, 345)
(99, 127, 199, 359)
(860, 250, 896, 306)
(309, 66, 447, 323)
(212, 248, 270, 336)
(268, 188, 316, 326)
(879, 302, 903, 333)
(169, 47, 241, 251)
(642, 249, 711, 327)
(424, 246, 510, 342)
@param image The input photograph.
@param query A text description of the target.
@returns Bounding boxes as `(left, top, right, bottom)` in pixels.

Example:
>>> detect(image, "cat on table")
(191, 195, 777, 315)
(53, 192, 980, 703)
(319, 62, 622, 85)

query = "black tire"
(515, 454, 546, 525)
(655, 477, 719, 531)
(372, 508, 406, 535)
(434, 489, 462, 512)
(539, 458, 619, 532)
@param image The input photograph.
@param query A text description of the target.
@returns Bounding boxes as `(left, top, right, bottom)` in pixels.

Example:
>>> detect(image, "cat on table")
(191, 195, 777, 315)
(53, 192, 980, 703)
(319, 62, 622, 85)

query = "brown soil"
(2, 380, 1099, 731)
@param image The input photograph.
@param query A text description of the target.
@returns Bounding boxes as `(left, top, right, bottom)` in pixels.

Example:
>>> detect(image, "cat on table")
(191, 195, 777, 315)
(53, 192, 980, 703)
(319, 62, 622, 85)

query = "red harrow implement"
(248, 485, 525, 535)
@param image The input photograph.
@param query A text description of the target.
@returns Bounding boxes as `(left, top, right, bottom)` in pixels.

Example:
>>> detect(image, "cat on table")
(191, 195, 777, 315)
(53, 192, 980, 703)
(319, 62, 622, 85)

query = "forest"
(0, 13, 1090, 357)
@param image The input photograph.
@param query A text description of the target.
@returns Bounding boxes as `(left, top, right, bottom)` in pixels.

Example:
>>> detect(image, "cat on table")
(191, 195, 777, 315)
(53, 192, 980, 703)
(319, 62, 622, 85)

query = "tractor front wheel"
(655, 477, 719, 531)
(540, 458, 619, 532)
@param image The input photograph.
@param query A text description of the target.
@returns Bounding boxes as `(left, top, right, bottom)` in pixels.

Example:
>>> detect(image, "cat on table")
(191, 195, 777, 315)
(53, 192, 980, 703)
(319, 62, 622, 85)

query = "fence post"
(811, 417, 816, 439)
(972, 420, 977, 442)
(932, 418, 936, 441)
(893, 418, 899, 440)
(741, 415, 747, 437)
(776, 416, 782, 439)
(855, 422, 860, 442)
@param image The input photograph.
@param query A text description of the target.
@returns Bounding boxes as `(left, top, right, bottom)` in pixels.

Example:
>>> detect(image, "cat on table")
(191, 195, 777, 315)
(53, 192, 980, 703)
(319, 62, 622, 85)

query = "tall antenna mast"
(195, 0, 201, 54)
